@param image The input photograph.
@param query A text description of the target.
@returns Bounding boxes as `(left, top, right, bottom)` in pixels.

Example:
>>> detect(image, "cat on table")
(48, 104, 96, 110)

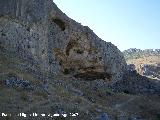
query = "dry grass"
(127, 55, 160, 66)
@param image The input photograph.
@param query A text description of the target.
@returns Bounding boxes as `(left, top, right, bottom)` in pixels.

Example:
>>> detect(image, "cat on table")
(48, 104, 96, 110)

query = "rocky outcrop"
(110, 72, 160, 95)
(0, 0, 126, 82)
(140, 64, 160, 79)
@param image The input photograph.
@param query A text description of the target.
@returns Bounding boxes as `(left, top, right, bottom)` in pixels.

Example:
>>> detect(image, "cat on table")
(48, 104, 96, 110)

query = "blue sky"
(53, 0, 160, 51)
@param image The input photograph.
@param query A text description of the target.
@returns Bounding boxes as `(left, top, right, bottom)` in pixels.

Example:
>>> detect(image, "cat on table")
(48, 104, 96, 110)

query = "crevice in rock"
(1, 32, 6, 36)
(26, 27, 30, 32)
(65, 40, 78, 56)
(27, 45, 31, 49)
(76, 49, 84, 54)
(42, 49, 45, 54)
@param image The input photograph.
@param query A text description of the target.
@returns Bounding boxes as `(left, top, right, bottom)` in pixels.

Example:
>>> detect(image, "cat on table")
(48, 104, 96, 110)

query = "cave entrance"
(52, 18, 65, 31)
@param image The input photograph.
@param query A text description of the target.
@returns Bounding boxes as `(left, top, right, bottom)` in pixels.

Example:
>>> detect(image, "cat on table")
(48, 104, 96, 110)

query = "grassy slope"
(0, 54, 160, 120)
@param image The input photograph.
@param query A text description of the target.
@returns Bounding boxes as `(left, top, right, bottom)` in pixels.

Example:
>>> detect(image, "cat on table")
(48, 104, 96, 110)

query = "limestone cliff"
(1, 1, 160, 120)
(0, 0, 126, 82)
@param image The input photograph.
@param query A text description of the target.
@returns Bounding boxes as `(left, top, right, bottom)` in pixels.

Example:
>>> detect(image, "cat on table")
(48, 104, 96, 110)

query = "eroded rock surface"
(0, 0, 126, 82)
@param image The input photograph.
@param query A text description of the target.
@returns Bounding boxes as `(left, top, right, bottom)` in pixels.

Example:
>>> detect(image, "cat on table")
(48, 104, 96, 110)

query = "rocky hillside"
(123, 48, 160, 80)
(0, 0, 160, 120)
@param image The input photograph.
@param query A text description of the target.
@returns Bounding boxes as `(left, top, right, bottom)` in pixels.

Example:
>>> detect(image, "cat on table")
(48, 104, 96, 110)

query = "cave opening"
(52, 18, 65, 31)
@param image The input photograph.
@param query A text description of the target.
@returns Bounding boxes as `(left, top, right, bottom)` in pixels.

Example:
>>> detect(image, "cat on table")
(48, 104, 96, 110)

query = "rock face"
(0, 0, 126, 81)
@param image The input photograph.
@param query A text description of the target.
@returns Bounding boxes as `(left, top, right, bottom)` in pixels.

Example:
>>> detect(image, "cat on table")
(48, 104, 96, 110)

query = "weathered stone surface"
(0, 0, 126, 82)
